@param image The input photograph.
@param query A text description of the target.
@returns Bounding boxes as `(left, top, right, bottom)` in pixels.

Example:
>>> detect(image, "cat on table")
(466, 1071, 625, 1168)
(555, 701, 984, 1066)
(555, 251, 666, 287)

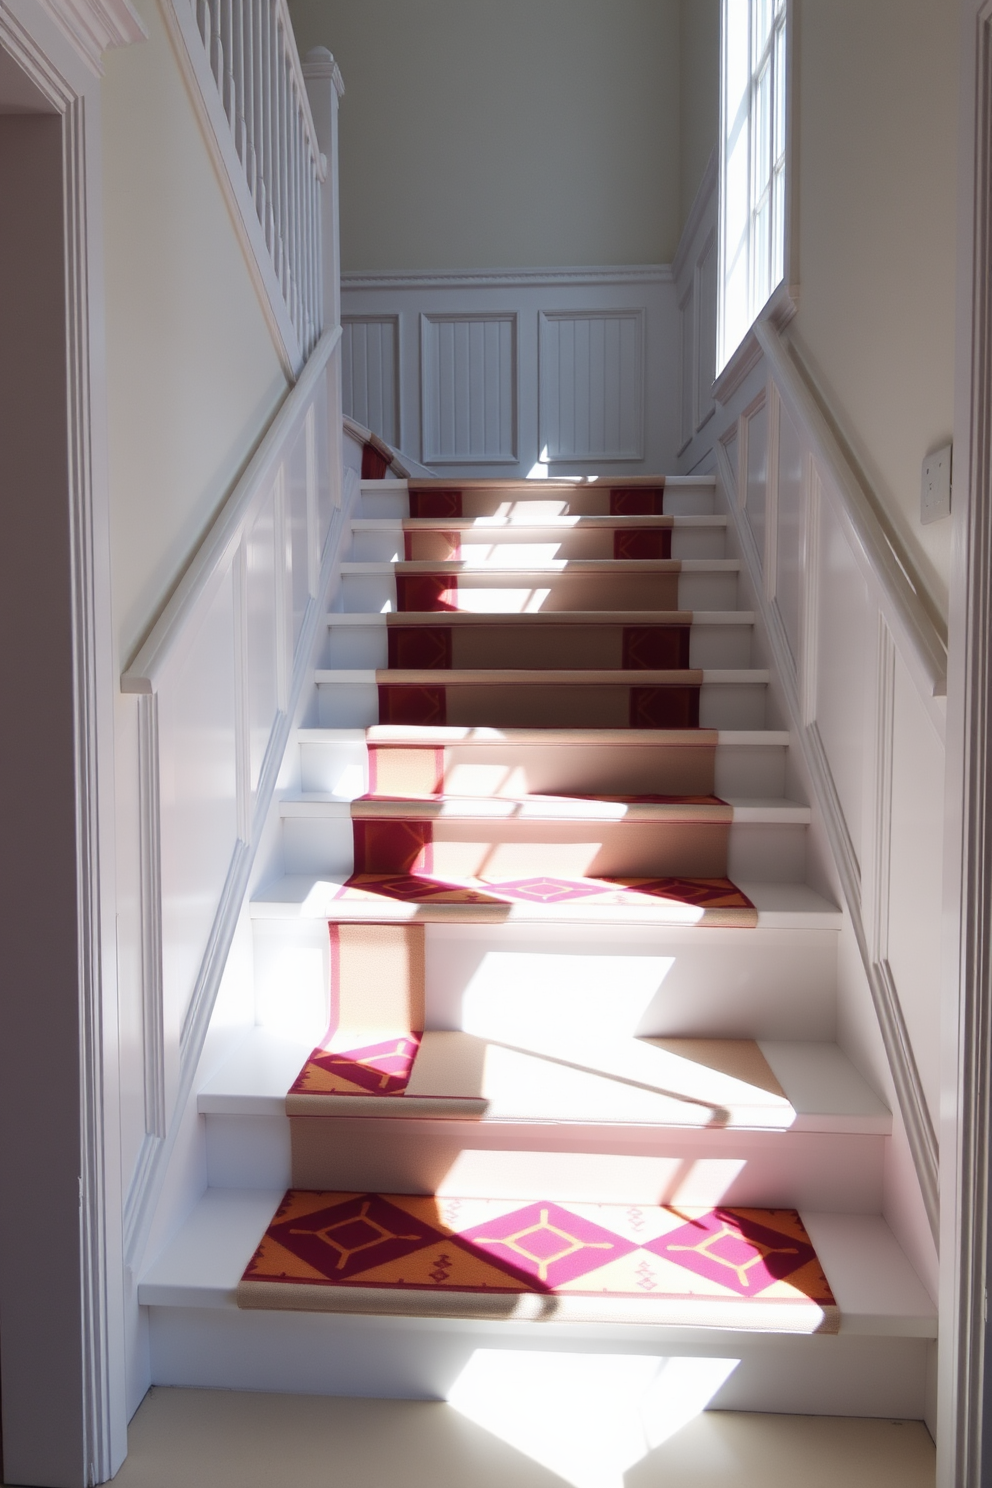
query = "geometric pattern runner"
(331, 871, 758, 926)
(289, 1034, 422, 1098)
(238, 1192, 838, 1332)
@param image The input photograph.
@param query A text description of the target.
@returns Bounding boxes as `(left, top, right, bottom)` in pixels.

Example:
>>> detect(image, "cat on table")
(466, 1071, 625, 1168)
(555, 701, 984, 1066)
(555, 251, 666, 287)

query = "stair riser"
(298, 738, 788, 799)
(349, 529, 727, 562)
(316, 681, 766, 730)
(339, 571, 739, 612)
(360, 486, 718, 519)
(324, 623, 753, 671)
(279, 815, 806, 883)
(144, 1310, 929, 1418)
(251, 920, 838, 1044)
(204, 1112, 883, 1211)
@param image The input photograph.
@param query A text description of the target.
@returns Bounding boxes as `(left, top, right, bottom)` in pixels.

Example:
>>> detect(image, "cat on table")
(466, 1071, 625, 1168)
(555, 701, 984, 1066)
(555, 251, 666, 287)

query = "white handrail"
(754, 319, 948, 697)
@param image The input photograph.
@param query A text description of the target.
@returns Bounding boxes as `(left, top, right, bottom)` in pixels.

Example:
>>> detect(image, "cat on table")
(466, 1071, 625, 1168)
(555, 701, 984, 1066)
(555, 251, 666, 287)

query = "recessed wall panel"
(539, 310, 644, 461)
(421, 313, 517, 463)
(342, 317, 399, 446)
(775, 398, 805, 664)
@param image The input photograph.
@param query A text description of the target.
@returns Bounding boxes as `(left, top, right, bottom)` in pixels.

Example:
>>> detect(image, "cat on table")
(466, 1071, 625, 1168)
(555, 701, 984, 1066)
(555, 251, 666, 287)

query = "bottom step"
(139, 1190, 935, 1417)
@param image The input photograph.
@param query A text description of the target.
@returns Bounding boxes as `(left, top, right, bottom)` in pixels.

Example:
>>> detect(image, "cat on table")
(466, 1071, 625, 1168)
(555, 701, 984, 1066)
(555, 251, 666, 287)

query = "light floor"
(105, 1386, 936, 1488)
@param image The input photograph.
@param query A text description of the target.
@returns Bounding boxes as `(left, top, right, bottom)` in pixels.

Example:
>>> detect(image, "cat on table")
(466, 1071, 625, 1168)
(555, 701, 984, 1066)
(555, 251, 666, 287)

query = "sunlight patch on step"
(461, 951, 672, 1046)
(256, 944, 326, 1041)
(458, 544, 564, 566)
(452, 588, 552, 612)
(433, 1149, 749, 1206)
(328, 763, 366, 798)
(447, 1349, 739, 1488)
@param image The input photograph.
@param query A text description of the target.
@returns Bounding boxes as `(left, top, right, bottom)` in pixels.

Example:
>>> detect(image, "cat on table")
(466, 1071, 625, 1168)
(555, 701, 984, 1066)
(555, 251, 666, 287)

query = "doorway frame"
(0, 3, 141, 1483)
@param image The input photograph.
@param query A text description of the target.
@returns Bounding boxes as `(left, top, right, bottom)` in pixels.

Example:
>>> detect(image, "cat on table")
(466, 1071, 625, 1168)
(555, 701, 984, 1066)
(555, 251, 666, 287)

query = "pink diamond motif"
(649, 1208, 815, 1297)
(458, 1201, 635, 1288)
(485, 877, 606, 904)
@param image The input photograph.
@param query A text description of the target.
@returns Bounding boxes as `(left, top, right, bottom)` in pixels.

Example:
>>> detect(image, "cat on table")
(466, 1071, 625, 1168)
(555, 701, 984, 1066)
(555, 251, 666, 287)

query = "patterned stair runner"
(238, 478, 828, 1327)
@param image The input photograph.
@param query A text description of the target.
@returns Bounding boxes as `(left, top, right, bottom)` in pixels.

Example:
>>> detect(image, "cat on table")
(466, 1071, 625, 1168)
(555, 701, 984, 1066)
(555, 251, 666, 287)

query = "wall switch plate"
(921, 443, 952, 524)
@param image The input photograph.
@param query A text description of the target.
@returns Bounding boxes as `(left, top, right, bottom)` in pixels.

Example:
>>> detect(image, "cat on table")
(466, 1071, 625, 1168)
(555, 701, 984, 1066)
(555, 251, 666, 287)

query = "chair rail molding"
(119, 327, 349, 1282)
(161, 0, 328, 378)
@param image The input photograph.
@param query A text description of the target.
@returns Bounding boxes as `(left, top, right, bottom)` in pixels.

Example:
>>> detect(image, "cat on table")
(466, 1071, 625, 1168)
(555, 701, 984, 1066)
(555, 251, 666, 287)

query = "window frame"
(717, 0, 797, 381)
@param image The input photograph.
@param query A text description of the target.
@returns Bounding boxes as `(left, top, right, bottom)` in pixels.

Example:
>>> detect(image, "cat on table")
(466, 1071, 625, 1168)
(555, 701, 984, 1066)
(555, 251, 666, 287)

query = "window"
(718, 0, 789, 373)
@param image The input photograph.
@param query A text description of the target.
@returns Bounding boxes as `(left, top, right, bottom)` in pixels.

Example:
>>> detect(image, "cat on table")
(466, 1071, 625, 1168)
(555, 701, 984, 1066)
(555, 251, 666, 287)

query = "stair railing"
(163, 0, 335, 376)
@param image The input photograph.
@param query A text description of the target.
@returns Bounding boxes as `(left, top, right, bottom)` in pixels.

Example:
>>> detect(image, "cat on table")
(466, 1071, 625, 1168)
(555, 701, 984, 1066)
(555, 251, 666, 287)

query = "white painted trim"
(343, 264, 674, 291)
(123, 326, 341, 692)
(36, 0, 144, 71)
(137, 694, 165, 1139)
(755, 319, 948, 701)
(0, 9, 129, 1480)
(799, 457, 820, 728)
(938, 3, 992, 1481)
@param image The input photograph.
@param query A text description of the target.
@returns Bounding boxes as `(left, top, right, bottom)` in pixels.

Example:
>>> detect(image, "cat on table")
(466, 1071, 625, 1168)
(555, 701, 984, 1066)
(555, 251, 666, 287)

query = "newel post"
(303, 46, 344, 332)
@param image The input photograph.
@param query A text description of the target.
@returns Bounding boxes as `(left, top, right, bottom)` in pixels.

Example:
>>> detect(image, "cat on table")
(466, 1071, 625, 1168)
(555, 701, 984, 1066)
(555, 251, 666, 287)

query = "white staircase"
(139, 473, 936, 1421)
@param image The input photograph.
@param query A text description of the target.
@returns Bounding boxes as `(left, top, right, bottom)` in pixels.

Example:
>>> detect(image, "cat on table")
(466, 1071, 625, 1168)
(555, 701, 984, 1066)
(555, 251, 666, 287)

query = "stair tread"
(297, 727, 791, 745)
(199, 1027, 889, 1133)
(317, 668, 768, 684)
(392, 476, 716, 490)
(326, 610, 753, 625)
(138, 1187, 934, 1336)
(351, 516, 727, 530)
(342, 559, 738, 573)
(278, 794, 809, 823)
(249, 874, 840, 926)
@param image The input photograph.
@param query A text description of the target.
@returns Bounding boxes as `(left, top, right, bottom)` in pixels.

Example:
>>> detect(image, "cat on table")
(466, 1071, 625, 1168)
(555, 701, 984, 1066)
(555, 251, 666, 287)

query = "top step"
(360, 478, 717, 520)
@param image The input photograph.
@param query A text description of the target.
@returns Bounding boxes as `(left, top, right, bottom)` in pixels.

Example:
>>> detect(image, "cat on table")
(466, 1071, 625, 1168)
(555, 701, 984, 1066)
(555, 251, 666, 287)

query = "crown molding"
(342, 264, 673, 292)
(37, 0, 145, 73)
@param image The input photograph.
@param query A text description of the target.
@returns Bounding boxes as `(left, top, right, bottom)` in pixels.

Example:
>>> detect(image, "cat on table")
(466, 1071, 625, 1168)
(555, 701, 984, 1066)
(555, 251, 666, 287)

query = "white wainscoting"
(539, 309, 644, 462)
(342, 317, 399, 446)
(341, 266, 679, 477)
(674, 154, 947, 1271)
(721, 360, 945, 1245)
(118, 329, 346, 1272)
(421, 312, 517, 463)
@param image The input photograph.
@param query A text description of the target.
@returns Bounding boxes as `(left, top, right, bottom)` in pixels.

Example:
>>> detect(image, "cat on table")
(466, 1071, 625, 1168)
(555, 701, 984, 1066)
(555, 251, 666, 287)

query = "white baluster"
(182, 0, 328, 365)
(209, 0, 222, 93)
(220, 0, 234, 125)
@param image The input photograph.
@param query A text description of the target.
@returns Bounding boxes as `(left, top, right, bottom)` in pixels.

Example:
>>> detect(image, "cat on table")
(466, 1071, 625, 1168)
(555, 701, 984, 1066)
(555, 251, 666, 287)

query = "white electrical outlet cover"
(921, 443, 952, 525)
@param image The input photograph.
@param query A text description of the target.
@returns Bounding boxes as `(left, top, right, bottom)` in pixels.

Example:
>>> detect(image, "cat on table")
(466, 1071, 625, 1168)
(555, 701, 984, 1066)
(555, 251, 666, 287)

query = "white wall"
(678, 0, 718, 231)
(789, 0, 958, 619)
(101, 0, 290, 666)
(287, 0, 682, 271)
